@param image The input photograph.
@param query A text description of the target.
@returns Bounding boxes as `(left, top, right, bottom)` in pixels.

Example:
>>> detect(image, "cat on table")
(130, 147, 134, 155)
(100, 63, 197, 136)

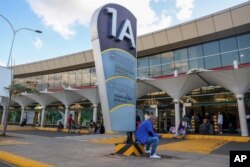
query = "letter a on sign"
(91, 4, 137, 132)
(234, 155, 241, 162)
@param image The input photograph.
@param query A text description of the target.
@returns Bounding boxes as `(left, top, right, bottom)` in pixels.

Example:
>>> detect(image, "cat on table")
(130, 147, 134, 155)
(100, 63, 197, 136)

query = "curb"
(161, 133, 250, 142)
(35, 127, 89, 134)
(0, 151, 54, 167)
(36, 127, 117, 134)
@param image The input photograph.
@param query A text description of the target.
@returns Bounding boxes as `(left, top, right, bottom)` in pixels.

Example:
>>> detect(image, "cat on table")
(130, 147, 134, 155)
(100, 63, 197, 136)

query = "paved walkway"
(0, 127, 249, 167)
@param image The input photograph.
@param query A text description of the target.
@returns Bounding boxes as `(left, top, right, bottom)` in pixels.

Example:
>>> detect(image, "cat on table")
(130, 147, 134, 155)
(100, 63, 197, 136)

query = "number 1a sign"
(91, 4, 137, 132)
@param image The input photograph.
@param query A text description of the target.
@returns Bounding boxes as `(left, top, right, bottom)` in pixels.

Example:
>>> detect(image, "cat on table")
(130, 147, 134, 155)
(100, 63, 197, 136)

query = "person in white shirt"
(173, 120, 188, 139)
(218, 112, 223, 134)
(144, 111, 150, 120)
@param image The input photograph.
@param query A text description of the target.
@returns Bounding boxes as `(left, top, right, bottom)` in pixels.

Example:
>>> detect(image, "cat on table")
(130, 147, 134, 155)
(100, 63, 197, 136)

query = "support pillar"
(37, 112, 40, 124)
(71, 111, 75, 121)
(64, 106, 69, 129)
(182, 105, 186, 117)
(93, 104, 97, 123)
(1, 107, 6, 125)
(236, 94, 249, 136)
(20, 107, 25, 125)
(174, 99, 180, 131)
(78, 111, 81, 125)
(40, 106, 46, 127)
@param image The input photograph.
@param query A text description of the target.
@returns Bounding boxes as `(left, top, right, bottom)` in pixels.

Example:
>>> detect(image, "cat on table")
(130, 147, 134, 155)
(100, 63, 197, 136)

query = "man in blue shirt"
(135, 115, 161, 158)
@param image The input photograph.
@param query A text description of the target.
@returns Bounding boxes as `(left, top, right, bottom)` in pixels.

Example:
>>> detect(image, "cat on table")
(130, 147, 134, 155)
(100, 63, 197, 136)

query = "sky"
(0, 0, 249, 66)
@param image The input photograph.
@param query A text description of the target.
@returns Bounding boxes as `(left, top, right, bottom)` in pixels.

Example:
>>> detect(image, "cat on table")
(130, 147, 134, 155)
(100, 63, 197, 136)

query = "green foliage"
(45, 110, 62, 125)
(10, 83, 39, 96)
(8, 110, 21, 123)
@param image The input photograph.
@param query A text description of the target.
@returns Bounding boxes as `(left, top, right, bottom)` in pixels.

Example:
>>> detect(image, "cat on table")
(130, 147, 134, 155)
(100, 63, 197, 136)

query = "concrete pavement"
(1, 126, 250, 167)
(0, 131, 235, 167)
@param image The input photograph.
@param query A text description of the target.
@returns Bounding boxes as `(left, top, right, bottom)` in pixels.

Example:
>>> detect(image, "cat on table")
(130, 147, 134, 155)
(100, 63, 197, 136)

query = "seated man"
(89, 121, 97, 134)
(135, 115, 161, 159)
(173, 120, 188, 139)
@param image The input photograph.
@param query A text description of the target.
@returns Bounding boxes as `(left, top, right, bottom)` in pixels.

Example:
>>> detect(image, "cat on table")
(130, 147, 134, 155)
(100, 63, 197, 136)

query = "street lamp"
(0, 15, 42, 67)
(0, 14, 42, 136)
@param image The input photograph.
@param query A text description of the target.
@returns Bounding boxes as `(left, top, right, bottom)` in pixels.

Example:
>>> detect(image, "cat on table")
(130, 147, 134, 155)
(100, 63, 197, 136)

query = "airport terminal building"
(1, 2, 250, 136)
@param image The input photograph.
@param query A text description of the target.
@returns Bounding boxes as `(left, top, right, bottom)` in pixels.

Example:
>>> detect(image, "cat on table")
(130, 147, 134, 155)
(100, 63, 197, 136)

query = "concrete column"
(174, 99, 180, 131)
(236, 94, 249, 136)
(93, 104, 98, 123)
(1, 107, 6, 125)
(64, 106, 69, 129)
(78, 111, 81, 125)
(40, 106, 46, 127)
(71, 111, 75, 121)
(38, 112, 40, 124)
(182, 105, 186, 117)
(155, 106, 158, 118)
(20, 107, 25, 125)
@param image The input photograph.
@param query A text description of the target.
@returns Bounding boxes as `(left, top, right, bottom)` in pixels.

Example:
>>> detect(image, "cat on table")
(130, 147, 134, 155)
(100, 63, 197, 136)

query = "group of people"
(171, 112, 224, 136)
(56, 114, 105, 134)
(88, 120, 105, 134)
(57, 114, 80, 132)
(196, 112, 228, 135)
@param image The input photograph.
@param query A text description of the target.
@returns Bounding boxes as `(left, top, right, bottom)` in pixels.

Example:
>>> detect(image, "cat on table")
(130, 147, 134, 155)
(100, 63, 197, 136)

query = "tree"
(1, 82, 39, 136)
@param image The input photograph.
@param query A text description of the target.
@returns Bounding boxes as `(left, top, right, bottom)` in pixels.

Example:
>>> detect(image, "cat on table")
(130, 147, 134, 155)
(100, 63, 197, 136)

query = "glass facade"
(137, 57, 149, 77)
(14, 67, 96, 89)
(10, 31, 250, 134)
(238, 33, 250, 64)
(138, 33, 250, 77)
(219, 37, 239, 66)
(14, 33, 250, 88)
(161, 52, 174, 76)
(188, 45, 204, 69)
(203, 41, 221, 69)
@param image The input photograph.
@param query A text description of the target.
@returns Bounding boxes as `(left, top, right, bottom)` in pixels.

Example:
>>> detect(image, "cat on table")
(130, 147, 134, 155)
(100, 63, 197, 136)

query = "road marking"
(0, 151, 54, 167)
(55, 134, 126, 143)
(90, 136, 126, 144)
(158, 139, 228, 154)
(0, 139, 30, 146)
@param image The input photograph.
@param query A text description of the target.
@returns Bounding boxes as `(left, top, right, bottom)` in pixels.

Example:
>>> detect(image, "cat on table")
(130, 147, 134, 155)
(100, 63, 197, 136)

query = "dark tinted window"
(203, 41, 220, 56)
(220, 37, 237, 52)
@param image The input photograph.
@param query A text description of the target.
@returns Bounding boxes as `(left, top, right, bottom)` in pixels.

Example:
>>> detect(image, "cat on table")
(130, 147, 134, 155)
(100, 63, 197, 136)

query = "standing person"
(144, 111, 150, 120)
(135, 115, 161, 159)
(218, 112, 223, 134)
(67, 114, 73, 132)
(23, 112, 28, 126)
(173, 119, 188, 139)
(57, 121, 63, 132)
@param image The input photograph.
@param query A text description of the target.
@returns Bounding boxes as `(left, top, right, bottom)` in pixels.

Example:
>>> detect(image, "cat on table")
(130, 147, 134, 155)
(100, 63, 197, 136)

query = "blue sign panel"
(91, 4, 137, 132)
